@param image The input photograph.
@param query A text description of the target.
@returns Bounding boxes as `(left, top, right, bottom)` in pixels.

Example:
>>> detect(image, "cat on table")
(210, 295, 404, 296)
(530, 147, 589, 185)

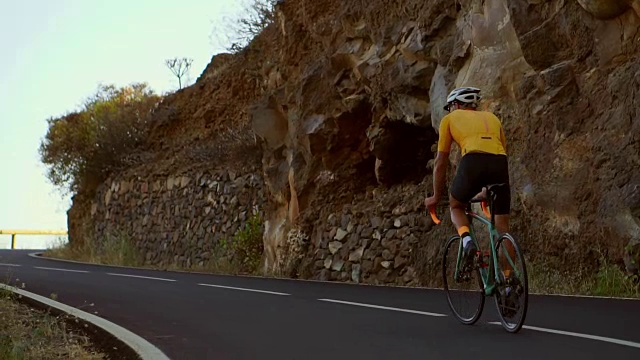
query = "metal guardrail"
(0, 230, 68, 249)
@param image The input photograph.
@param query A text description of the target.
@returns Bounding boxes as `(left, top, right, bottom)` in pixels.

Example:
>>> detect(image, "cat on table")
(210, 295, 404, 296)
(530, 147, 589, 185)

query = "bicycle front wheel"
(442, 235, 485, 325)
(493, 232, 529, 333)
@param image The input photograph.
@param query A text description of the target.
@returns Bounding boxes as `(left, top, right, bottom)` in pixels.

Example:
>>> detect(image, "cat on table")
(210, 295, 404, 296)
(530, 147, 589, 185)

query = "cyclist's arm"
(500, 125, 507, 153)
(433, 151, 449, 200)
(433, 117, 453, 199)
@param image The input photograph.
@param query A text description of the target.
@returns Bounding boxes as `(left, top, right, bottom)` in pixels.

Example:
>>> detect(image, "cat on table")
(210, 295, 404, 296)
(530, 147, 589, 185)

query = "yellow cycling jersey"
(437, 109, 507, 156)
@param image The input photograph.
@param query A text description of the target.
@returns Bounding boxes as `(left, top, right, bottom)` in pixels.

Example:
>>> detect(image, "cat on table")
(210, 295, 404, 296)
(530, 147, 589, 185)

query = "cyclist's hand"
(424, 195, 439, 209)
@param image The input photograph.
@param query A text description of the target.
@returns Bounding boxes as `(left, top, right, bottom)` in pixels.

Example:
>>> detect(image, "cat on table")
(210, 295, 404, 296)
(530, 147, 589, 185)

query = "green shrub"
(222, 214, 264, 273)
(592, 258, 639, 298)
(39, 83, 162, 195)
(528, 257, 639, 298)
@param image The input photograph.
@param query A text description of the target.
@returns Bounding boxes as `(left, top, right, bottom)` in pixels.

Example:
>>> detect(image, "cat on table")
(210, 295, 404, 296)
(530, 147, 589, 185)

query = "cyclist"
(424, 87, 511, 270)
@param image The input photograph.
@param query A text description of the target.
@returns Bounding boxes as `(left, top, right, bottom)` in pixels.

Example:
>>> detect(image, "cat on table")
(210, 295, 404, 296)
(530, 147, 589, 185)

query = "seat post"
(490, 190, 496, 228)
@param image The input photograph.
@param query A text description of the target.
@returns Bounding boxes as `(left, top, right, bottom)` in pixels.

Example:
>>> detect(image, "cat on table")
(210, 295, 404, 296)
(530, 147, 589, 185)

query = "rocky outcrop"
(506, 0, 640, 276)
(67, 0, 640, 284)
(255, 0, 640, 278)
(578, 0, 640, 19)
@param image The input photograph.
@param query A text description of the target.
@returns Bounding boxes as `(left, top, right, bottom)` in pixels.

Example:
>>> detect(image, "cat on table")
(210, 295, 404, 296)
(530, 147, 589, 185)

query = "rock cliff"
(69, 0, 640, 286)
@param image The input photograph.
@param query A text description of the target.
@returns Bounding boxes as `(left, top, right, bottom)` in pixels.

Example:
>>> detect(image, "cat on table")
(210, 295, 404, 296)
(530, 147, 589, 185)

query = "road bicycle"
(429, 183, 529, 333)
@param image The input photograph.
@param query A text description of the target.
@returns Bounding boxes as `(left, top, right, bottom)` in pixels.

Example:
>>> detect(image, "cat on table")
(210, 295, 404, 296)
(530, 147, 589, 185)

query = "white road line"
(198, 283, 290, 296)
(28, 253, 640, 301)
(488, 322, 640, 349)
(107, 273, 176, 282)
(0, 263, 21, 267)
(34, 266, 89, 273)
(318, 298, 448, 317)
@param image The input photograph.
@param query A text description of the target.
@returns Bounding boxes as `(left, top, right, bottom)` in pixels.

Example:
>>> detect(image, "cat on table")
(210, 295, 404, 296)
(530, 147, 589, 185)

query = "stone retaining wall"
(89, 170, 266, 268)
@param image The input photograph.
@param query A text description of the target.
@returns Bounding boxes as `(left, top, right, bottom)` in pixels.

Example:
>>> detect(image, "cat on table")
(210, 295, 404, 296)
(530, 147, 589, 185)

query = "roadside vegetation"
(0, 289, 105, 360)
(45, 231, 143, 268)
(44, 216, 638, 298)
(528, 257, 639, 298)
(203, 214, 264, 275)
(45, 214, 264, 275)
(39, 83, 162, 197)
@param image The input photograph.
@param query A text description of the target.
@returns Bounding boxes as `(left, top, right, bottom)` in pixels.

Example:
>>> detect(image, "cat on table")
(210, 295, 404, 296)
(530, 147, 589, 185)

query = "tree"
(165, 57, 194, 89)
(39, 83, 162, 195)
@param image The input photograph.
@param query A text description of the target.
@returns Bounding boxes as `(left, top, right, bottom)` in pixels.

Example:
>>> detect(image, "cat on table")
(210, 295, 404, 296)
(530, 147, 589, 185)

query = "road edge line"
(29, 252, 640, 301)
(197, 283, 290, 296)
(0, 282, 171, 360)
(318, 298, 447, 317)
(107, 273, 177, 282)
(487, 322, 640, 349)
(29, 252, 144, 270)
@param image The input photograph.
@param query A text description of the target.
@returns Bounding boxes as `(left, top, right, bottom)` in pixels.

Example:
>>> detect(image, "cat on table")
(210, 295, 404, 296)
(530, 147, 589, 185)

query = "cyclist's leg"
(495, 215, 509, 234)
(450, 154, 484, 268)
(449, 193, 470, 235)
(489, 155, 515, 275)
(496, 207, 515, 276)
(494, 185, 510, 234)
(449, 154, 483, 237)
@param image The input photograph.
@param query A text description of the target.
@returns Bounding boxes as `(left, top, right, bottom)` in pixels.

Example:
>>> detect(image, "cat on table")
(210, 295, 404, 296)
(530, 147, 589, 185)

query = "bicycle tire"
(442, 234, 485, 325)
(493, 232, 529, 333)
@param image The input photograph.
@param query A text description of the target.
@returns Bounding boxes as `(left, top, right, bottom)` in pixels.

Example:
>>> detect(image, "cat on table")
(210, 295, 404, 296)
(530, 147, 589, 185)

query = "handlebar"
(429, 207, 442, 225)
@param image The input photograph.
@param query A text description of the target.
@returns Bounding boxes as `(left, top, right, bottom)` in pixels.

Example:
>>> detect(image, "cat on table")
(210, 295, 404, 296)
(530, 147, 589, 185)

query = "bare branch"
(211, 0, 279, 53)
(165, 57, 194, 89)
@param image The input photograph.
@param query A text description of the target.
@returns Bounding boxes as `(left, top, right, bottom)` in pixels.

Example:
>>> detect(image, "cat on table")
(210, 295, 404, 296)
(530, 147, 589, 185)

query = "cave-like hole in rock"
(373, 121, 437, 186)
(332, 100, 378, 190)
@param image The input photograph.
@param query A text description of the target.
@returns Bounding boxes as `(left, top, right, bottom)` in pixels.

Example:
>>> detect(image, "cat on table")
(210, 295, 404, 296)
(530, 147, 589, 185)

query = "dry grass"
(43, 236, 240, 276)
(0, 291, 105, 360)
(44, 233, 143, 268)
(44, 215, 264, 276)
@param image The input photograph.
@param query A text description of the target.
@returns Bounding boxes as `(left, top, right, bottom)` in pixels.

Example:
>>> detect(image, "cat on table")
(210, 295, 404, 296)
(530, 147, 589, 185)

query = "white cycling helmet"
(444, 87, 482, 111)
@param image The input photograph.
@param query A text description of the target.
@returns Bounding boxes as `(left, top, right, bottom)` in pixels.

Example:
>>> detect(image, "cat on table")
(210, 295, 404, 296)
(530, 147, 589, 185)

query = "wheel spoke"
(443, 235, 485, 325)
(493, 233, 529, 333)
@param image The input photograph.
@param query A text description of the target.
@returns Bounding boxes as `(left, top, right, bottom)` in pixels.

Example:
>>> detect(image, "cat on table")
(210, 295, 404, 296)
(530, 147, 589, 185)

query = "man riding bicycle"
(424, 87, 511, 270)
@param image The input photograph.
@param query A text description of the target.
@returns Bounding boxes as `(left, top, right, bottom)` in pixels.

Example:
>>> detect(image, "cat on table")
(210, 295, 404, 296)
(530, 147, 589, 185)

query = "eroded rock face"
(577, 0, 633, 19)
(69, 0, 640, 282)
(253, 0, 640, 276)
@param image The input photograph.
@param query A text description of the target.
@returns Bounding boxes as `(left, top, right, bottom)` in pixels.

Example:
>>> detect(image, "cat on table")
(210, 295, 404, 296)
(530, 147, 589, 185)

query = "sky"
(0, 0, 245, 248)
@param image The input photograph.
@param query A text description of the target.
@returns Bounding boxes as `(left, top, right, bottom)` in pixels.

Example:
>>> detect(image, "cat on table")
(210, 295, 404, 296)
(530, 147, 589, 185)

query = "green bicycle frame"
(453, 206, 520, 297)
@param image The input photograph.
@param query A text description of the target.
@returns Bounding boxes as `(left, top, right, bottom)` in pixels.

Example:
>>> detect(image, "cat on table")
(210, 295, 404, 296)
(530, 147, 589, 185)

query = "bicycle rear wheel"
(493, 233, 529, 333)
(442, 235, 485, 325)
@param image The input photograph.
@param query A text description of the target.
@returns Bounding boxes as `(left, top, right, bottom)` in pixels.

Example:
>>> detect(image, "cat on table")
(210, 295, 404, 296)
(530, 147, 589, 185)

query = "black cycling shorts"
(450, 152, 511, 215)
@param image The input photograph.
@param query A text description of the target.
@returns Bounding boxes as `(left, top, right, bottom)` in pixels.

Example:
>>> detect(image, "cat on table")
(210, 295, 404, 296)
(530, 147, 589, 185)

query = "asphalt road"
(1, 250, 639, 360)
